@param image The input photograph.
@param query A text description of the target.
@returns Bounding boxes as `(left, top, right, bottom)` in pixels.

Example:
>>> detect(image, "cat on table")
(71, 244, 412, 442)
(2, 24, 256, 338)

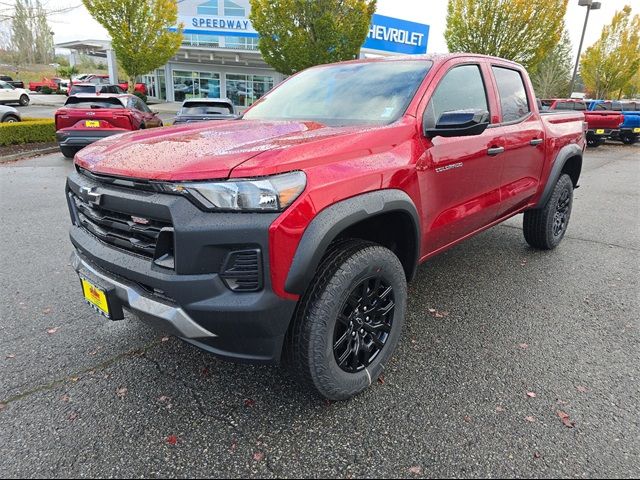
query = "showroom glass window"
(226, 74, 274, 107)
(173, 71, 221, 101)
(224, 0, 245, 16)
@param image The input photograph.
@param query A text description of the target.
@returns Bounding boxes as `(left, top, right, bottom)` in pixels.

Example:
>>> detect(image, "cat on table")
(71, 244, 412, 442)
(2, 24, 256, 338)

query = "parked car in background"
(549, 99, 623, 147)
(0, 80, 30, 106)
(68, 83, 125, 96)
(0, 105, 21, 122)
(55, 94, 163, 158)
(66, 54, 587, 400)
(82, 74, 148, 95)
(173, 98, 239, 124)
(0, 75, 25, 89)
(28, 77, 62, 92)
(588, 100, 640, 145)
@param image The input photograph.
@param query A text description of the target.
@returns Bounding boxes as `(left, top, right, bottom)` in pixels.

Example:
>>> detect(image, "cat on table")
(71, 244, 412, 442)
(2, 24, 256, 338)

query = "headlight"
(167, 171, 306, 212)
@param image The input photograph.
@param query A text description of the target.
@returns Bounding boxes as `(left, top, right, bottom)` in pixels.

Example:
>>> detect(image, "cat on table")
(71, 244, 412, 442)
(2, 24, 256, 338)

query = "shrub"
(0, 118, 56, 146)
(40, 86, 53, 94)
(133, 91, 148, 104)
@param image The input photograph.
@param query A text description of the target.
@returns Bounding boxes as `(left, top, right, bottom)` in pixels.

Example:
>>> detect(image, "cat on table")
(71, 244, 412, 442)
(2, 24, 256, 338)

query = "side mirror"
(425, 109, 490, 138)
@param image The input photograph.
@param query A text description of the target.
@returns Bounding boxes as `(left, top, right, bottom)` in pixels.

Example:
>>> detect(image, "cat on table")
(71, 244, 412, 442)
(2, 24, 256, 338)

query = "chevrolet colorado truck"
(589, 100, 640, 145)
(548, 99, 623, 147)
(66, 54, 586, 400)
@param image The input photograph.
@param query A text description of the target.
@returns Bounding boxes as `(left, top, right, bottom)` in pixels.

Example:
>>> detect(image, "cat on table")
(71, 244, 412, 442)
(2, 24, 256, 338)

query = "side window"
(424, 64, 488, 129)
(574, 102, 586, 111)
(137, 98, 151, 113)
(595, 103, 607, 110)
(556, 102, 572, 110)
(492, 66, 530, 123)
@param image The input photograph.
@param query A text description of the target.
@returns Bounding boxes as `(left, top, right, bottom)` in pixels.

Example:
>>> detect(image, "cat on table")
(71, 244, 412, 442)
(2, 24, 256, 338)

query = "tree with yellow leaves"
(83, 0, 183, 93)
(580, 5, 640, 99)
(445, 0, 568, 72)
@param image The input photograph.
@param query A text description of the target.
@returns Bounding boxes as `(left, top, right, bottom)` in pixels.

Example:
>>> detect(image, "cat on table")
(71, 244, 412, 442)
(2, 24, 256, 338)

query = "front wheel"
(19, 94, 29, 106)
(60, 146, 80, 159)
(286, 239, 407, 401)
(523, 174, 573, 250)
(2, 115, 19, 123)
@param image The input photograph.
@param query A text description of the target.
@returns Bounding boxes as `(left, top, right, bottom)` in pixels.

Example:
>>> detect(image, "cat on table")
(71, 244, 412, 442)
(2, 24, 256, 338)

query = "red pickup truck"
(547, 99, 623, 147)
(66, 54, 585, 400)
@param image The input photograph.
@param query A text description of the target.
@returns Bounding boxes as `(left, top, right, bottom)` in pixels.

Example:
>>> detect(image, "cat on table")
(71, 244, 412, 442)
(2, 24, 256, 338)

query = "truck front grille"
(70, 191, 173, 259)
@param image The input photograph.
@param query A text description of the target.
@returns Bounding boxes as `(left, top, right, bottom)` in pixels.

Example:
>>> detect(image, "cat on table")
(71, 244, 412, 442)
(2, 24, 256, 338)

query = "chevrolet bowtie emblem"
(79, 186, 102, 206)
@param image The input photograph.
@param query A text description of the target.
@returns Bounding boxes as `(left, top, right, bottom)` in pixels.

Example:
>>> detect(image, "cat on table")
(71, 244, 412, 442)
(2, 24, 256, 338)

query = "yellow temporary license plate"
(80, 277, 110, 317)
(85, 120, 100, 128)
(595, 129, 605, 135)
(634, 128, 640, 133)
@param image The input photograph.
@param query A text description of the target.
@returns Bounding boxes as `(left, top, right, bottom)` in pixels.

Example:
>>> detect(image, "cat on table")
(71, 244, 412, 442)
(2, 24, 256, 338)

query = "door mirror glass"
(425, 109, 490, 138)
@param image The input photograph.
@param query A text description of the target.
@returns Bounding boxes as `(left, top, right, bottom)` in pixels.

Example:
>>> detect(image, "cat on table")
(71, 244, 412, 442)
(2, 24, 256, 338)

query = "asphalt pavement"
(0, 143, 638, 478)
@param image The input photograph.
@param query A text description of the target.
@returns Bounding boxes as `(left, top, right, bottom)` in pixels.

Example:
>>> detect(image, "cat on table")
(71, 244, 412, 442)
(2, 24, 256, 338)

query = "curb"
(0, 146, 60, 164)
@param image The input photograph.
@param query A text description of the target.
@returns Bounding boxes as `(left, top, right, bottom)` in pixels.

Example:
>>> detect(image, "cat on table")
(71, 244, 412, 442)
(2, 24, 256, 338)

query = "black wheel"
(60, 146, 80, 159)
(620, 132, 638, 145)
(286, 239, 407, 401)
(523, 174, 573, 250)
(586, 135, 601, 148)
(2, 115, 19, 123)
(19, 94, 29, 106)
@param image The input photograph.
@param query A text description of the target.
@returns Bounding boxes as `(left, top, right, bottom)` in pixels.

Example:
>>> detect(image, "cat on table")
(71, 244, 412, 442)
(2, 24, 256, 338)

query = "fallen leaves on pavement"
(46, 327, 59, 335)
(409, 466, 422, 475)
(525, 416, 535, 423)
(557, 410, 575, 428)
(527, 391, 537, 398)
(252, 451, 265, 462)
(576, 385, 588, 393)
(115, 387, 128, 399)
(166, 435, 179, 446)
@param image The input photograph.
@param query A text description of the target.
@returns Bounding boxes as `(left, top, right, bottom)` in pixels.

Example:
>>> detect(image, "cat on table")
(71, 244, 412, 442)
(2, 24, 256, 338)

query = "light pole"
(569, 0, 601, 96)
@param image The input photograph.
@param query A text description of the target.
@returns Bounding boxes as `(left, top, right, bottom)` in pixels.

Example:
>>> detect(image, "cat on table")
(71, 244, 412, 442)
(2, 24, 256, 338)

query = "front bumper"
(66, 169, 297, 364)
(57, 129, 126, 147)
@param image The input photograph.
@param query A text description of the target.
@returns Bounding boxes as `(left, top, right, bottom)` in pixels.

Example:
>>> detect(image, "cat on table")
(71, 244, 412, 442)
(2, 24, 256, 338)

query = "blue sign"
(363, 14, 429, 55)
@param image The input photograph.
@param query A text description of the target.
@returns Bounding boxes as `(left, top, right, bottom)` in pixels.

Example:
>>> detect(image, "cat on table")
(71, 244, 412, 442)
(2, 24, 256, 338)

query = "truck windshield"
(243, 60, 432, 126)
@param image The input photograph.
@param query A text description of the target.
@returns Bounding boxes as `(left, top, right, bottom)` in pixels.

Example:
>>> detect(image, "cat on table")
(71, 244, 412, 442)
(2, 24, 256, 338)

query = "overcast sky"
(46, 0, 635, 59)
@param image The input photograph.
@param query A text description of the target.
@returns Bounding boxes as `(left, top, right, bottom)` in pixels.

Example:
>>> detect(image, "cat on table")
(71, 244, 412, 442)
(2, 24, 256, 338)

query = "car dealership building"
(57, 0, 429, 108)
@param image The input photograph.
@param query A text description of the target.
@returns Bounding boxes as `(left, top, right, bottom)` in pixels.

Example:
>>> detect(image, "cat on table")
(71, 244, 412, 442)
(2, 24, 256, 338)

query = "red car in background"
(547, 99, 624, 147)
(81, 74, 148, 96)
(55, 94, 163, 158)
(28, 77, 62, 92)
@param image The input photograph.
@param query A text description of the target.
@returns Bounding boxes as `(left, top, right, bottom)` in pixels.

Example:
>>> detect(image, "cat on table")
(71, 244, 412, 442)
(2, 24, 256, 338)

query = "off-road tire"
(286, 239, 407, 401)
(621, 132, 638, 145)
(523, 174, 573, 250)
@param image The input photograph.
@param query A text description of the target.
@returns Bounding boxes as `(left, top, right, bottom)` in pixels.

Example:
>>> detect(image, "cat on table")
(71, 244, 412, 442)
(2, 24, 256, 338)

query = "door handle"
(530, 139, 544, 146)
(487, 146, 505, 156)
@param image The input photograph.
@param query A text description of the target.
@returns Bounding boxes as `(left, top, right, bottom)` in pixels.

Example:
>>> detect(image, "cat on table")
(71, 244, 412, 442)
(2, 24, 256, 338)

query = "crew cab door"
(489, 65, 545, 216)
(417, 61, 504, 254)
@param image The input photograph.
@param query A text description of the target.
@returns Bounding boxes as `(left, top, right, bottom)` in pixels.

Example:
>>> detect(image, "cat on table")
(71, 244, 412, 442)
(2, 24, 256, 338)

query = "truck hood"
(74, 119, 360, 181)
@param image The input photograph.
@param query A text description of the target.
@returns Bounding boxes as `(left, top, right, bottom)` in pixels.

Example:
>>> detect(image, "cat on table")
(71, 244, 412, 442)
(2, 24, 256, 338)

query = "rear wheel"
(19, 94, 29, 106)
(586, 134, 603, 148)
(620, 132, 638, 145)
(286, 239, 407, 401)
(523, 174, 573, 250)
(60, 146, 80, 159)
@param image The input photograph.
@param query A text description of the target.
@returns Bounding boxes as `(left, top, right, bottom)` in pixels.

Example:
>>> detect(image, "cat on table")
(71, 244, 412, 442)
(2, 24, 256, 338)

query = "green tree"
(580, 5, 640, 99)
(57, 65, 79, 88)
(531, 29, 573, 98)
(11, 0, 54, 65)
(445, 0, 568, 72)
(83, 0, 183, 92)
(250, 0, 376, 75)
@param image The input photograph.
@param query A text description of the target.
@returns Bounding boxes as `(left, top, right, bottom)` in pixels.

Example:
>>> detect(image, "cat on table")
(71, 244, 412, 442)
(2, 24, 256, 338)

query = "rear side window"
(492, 66, 530, 123)
(72, 85, 96, 94)
(556, 102, 574, 110)
(424, 64, 488, 129)
(574, 102, 586, 111)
